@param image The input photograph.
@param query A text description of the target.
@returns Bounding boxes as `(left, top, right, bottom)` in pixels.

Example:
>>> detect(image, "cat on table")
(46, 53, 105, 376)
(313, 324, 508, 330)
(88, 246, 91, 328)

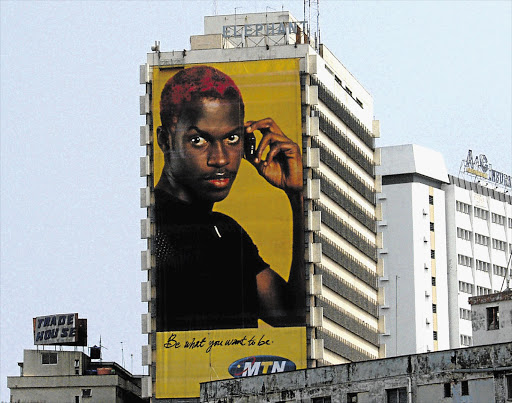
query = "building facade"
(444, 174, 512, 348)
(378, 144, 512, 357)
(7, 349, 144, 403)
(377, 144, 451, 357)
(140, 10, 382, 400)
(200, 342, 512, 403)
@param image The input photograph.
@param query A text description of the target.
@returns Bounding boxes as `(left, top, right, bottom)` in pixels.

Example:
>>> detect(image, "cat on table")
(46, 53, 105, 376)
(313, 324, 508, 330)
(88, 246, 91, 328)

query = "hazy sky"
(1, 0, 510, 400)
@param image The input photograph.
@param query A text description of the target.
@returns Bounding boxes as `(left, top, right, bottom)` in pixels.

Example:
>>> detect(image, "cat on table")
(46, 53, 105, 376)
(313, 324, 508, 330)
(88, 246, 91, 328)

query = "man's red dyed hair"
(160, 65, 244, 128)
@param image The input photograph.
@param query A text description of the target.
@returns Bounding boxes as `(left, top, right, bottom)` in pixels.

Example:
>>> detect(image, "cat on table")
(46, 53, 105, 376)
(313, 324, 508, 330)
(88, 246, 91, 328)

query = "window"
(460, 334, 472, 346)
(476, 260, 490, 272)
(493, 238, 506, 251)
(457, 227, 472, 241)
(460, 308, 471, 320)
(487, 306, 499, 330)
(461, 380, 469, 396)
(475, 233, 489, 246)
(312, 397, 331, 403)
(386, 388, 407, 403)
(492, 213, 505, 226)
(494, 264, 507, 277)
(508, 218, 512, 229)
(444, 382, 452, 397)
(433, 331, 438, 340)
(347, 392, 358, 403)
(474, 207, 489, 220)
(82, 389, 92, 398)
(477, 286, 491, 296)
(429, 195, 434, 205)
(506, 374, 512, 399)
(458, 254, 473, 267)
(75, 397, 79, 403)
(459, 281, 473, 294)
(456, 201, 470, 214)
(431, 249, 435, 259)
(432, 304, 437, 313)
(432, 277, 436, 286)
(41, 352, 58, 365)
(430, 222, 434, 232)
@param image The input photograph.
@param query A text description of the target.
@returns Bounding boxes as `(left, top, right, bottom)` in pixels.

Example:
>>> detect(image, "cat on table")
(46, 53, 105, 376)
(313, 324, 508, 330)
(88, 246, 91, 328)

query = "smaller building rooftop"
(469, 288, 512, 305)
(377, 144, 449, 184)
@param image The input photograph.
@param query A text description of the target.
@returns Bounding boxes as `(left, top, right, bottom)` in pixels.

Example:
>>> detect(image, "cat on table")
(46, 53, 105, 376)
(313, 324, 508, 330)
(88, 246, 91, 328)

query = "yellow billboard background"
(152, 59, 301, 278)
(156, 327, 306, 398)
(152, 59, 305, 398)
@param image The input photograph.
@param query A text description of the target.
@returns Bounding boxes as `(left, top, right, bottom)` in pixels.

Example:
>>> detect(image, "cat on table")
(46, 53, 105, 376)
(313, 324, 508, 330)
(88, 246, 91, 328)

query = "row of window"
(475, 233, 489, 246)
(456, 202, 511, 227)
(477, 285, 492, 296)
(460, 308, 471, 320)
(460, 334, 473, 346)
(457, 227, 471, 240)
(493, 239, 507, 251)
(474, 207, 489, 220)
(456, 200, 471, 214)
(458, 254, 473, 267)
(459, 281, 473, 294)
(476, 259, 490, 272)
(494, 264, 508, 277)
(491, 212, 506, 225)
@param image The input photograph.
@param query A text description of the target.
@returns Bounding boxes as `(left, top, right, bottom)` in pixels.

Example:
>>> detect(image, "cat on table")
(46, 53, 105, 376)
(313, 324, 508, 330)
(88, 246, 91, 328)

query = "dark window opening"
(430, 222, 434, 231)
(312, 397, 331, 403)
(487, 306, 499, 330)
(433, 304, 437, 313)
(433, 331, 438, 340)
(386, 387, 407, 403)
(432, 277, 436, 286)
(506, 375, 512, 399)
(444, 382, 452, 397)
(461, 380, 469, 396)
(347, 392, 358, 403)
(42, 352, 58, 365)
(431, 250, 435, 259)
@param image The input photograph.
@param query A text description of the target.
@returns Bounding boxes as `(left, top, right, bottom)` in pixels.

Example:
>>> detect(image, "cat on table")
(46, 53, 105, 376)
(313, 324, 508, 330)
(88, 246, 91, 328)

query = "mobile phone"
(244, 131, 256, 161)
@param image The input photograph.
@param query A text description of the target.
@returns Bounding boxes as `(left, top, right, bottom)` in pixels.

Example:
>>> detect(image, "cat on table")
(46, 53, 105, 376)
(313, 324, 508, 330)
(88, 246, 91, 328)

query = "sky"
(0, 0, 510, 401)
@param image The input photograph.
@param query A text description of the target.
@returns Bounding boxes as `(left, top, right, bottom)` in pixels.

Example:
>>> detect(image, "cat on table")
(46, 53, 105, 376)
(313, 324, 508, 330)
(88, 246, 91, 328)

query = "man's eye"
(190, 136, 207, 146)
(226, 134, 240, 144)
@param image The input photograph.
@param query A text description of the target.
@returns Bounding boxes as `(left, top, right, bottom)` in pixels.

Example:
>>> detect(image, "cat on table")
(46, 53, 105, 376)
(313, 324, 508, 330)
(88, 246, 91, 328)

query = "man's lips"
(206, 178, 230, 188)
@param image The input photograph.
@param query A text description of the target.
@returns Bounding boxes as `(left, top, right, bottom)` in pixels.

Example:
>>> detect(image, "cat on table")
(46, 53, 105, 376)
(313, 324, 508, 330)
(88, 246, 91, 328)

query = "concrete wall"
(200, 343, 512, 403)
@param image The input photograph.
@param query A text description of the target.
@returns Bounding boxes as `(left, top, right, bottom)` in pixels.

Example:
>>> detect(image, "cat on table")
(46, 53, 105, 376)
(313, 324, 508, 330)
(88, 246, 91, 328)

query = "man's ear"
(157, 126, 172, 152)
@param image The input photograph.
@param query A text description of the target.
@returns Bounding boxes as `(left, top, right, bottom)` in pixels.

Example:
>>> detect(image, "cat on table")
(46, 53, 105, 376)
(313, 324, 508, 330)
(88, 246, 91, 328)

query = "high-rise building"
(377, 144, 451, 356)
(140, 11, 382, 401)
(378, 144, 511, 357)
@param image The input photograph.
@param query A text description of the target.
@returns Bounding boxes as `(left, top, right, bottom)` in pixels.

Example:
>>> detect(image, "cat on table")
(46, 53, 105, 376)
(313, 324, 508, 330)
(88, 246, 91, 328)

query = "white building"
(378, 144, 512, 356)
(377, 144, 450, 356)
(444, 174, 512, 348)
(140, 10, 383, 399)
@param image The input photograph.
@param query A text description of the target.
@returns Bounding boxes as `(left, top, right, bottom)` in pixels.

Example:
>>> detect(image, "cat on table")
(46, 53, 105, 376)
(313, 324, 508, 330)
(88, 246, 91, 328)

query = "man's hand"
(245, 118, 303, 193)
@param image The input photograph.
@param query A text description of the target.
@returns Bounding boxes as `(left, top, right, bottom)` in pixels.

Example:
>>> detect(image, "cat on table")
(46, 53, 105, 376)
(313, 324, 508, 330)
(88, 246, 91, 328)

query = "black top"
(154, 189, 269, 331)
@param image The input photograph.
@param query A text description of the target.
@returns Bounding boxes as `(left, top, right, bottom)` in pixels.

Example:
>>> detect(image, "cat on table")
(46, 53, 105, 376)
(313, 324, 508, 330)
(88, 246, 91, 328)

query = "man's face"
(164, 97, 244, 204)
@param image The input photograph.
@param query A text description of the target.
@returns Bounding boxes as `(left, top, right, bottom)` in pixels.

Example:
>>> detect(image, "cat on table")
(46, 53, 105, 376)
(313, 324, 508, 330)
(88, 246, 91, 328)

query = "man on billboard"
(154, 65, 304, 332)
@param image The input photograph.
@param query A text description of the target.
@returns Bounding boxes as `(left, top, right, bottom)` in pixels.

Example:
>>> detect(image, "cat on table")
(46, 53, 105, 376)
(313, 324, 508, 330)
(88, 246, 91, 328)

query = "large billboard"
(151, 59, 306, 398)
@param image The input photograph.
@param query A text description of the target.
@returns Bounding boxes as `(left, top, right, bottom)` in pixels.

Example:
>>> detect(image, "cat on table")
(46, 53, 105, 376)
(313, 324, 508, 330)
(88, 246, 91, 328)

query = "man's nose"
(207, 141, 229, 167)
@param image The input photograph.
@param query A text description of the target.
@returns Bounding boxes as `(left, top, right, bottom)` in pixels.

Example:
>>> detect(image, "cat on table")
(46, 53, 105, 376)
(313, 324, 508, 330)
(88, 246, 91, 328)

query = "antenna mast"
(304, 0, 320, 50)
